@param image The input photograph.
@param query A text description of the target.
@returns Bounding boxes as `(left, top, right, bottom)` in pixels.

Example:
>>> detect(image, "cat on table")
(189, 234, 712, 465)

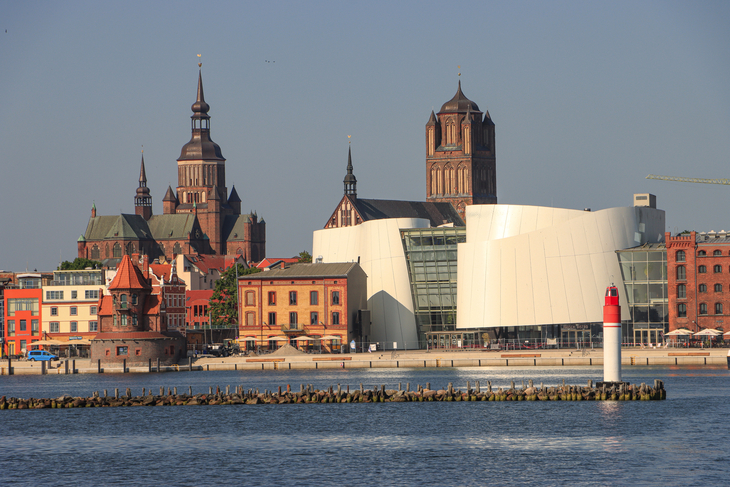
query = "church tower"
(134, 152, 153, 220)
(426, 81, 496, 220)
(175, 69, 229, 254)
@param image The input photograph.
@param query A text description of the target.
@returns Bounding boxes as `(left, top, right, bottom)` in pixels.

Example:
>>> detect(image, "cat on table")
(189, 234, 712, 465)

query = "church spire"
(135, 150, 152, 220)
(343, 146, 357, 198)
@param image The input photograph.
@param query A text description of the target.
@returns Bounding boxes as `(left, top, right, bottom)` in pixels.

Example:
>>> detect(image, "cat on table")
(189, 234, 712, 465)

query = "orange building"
(238, 263, 367, 352)
(3, 274, 45, 357)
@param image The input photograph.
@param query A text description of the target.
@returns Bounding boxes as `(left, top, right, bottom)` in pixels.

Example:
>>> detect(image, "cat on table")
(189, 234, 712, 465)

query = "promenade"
(2, 346, 727, 375)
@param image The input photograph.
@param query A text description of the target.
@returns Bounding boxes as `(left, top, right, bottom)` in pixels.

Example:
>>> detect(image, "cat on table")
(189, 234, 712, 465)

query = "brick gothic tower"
(426, 81, 496, 220)
(134, 152, 153, 220)
(174, 69, 228, 254)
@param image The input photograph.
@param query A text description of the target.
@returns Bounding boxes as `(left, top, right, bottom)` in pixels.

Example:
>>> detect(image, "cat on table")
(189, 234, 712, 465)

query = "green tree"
(58, 258, 99, 270)
(208, 264, 261, 327)
(298, 250, 312, 263)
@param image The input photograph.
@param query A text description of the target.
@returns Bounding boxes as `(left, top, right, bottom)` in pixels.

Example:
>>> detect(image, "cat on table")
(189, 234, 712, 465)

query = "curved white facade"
(312, 218, 427, 348)
(456, 205, 665, 329)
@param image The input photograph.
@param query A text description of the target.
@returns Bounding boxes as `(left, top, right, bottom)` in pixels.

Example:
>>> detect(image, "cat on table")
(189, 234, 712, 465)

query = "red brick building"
(91, 255, 185, 365)
(78, 69, 265, 265)
(666, 230, 730, 333)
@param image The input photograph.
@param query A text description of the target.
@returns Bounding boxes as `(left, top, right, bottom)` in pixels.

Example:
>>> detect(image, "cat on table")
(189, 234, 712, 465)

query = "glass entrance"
(634, 329, 662, 346)
(561, 330, 590, 348)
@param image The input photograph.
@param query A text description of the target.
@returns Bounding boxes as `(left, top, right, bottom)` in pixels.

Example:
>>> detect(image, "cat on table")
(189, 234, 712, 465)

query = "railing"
(281, 323, 305, 333)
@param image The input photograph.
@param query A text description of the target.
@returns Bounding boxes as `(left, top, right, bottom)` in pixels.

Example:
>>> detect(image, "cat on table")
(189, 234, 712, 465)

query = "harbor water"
(1, 365, 728, 486)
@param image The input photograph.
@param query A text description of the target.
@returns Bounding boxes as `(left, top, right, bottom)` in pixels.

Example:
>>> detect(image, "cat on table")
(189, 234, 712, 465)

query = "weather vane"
(458, 65, 461, 78)
(348, 135, 351, 145)
(197, 53, 202, 68)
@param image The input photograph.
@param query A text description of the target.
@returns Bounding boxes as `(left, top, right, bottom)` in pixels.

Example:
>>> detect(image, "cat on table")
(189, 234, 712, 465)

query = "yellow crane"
(646, 174, 730, 185)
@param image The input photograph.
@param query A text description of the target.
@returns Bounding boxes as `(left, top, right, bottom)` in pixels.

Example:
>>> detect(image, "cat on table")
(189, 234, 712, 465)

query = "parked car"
(27, 350, 59, 362)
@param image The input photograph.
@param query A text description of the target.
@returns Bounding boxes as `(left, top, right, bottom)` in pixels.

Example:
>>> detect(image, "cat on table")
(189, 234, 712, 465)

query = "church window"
(113, 243, 121, 258)
(437, 168, 443, 195)
(430, 168, 438, 195)
(173, 243, 182, 255)
(91, 245, 100, 260)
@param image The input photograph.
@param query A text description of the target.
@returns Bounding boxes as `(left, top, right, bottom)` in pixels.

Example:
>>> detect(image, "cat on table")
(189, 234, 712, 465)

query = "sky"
(1, 1, 730, 272)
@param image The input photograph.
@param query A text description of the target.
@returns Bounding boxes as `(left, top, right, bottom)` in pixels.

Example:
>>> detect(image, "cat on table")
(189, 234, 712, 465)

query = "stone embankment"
(0, 379, 665, 409)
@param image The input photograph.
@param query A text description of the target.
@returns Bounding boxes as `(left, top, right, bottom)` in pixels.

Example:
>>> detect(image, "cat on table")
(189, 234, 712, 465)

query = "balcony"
(281, 323, 305, 333)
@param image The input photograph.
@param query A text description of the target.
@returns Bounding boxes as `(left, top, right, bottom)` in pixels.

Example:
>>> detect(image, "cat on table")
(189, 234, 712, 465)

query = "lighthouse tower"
(603, 285, 622, 383)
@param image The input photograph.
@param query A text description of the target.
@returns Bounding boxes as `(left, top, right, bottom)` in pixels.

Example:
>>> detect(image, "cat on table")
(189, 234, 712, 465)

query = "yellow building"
(237, 263, 368, 352)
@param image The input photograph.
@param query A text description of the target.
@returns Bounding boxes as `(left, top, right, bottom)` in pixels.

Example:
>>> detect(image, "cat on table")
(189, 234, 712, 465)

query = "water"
(1, 366, 728, 486)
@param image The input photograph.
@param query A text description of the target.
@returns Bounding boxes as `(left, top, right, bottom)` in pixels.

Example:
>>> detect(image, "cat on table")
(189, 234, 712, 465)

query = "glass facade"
(617, 244, 668, 343)
(401, 227, 465, 346)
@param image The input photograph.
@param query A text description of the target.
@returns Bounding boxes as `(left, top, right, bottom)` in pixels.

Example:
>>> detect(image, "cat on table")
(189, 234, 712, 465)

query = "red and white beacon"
(603, 285, 622, 383)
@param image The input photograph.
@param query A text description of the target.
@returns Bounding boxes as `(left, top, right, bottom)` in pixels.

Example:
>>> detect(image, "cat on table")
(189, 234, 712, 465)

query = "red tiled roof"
(143, 294, 161, 315)
(255, 257, 299, 269)
(150, 263, 171, 281)
(186, 289, 214, 301)
(184, 254, 243, 274)
(98, 295, 114, 317)
(108, 255, 151, 291)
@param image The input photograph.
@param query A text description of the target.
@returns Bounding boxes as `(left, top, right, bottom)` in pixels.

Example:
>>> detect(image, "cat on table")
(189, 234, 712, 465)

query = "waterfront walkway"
(2, 346, 727, 375)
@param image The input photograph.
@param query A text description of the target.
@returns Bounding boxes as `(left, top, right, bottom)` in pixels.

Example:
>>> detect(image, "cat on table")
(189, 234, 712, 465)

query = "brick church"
(78, 70, 266, 265)
(326, 80, 496, 228)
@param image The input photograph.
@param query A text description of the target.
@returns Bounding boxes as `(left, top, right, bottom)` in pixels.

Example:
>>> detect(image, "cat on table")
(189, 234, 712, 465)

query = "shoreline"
(2, 347, 727, 375)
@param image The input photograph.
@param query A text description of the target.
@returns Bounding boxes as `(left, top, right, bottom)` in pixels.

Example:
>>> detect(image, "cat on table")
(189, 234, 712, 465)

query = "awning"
(694, 329, 723, 336)
(293, 336, 316, 341)
(30, 339, 65, 346)
(320, 335, 342, 340)
(665, 329, 693, 336)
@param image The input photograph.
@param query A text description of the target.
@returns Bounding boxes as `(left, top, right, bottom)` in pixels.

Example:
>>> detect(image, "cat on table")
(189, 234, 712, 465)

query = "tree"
(58, 258, 98, 270)
(208, 264, 261, 327)
(298, 250, 312, 263)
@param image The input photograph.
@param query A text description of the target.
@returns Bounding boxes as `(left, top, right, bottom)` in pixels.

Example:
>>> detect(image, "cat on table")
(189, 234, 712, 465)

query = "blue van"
(27, 350, 59, 361)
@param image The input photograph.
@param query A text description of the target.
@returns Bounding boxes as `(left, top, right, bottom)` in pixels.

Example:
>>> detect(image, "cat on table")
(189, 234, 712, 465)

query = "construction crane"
(646, 174, 730, 186)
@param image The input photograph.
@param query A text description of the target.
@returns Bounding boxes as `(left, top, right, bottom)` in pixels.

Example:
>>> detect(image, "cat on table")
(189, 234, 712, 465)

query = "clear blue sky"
(2, 1, 729, 272)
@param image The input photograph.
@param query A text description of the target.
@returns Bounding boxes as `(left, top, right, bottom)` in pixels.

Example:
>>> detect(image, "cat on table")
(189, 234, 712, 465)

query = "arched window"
(698, 250, 706, 256)
(715, 284, 723, 293)
(677, 303, 687, 317)
(714, 265, 722, 273)
(677, 266, 686, 280)
(698, 265, 706, 274)
(677, 284, 686, 298)
(113, 243, 122, 258)
(173, 243, 182, 255)
(120, 294, 127, 309)
(699, 303, 708, 315)
(676, 250, 685, 262)
(714, 250, 722, 256)
(716, 303, 723, 315)
(430, 167, 438, 195)
(91, 245, 100, 260)
(699, 284, 707, 292)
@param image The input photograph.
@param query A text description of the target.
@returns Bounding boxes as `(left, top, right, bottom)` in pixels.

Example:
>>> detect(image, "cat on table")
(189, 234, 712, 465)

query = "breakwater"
(0, 379, 665, 409)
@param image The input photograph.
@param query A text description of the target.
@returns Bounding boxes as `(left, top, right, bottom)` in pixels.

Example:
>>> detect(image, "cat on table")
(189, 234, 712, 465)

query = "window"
(676, 250, 685, 262)
(699, 303, 708, 315)
(332, 312, 340, 325)
(116, 346, 128, 356)
(246, 312, 255, 327)
(131, 294, 138, 305)
(46, 291, 64, 300)
(715, 284, 723, 293)
(71, 291, 77, 299)
(132, 315, 138, 327)
(51, 307, 58, 316)
(289, 312, 298, 324)
(120, 294, 127, 309)
(85, 290, 99, 299)
(135, 349, 142, 356)
(7, 320, 14, 336)
(50, 322, 60, 333)
(677, 303, 687, 318)
(113, 243, 122, 258)
(332, 291, 340, 305)
(289, 291, 297, 305)
(268, 312, 276, 326)
(70, 307, 77, 316)
(268, 291, 276, 305)
(89, 321, 98, 332)
(699, 284, 707, 292)
(698, 266, 706, 274)
(714, 265, 722, 273)
(716, 303, 723, 315)
(20, 320, 27, 332)
(8, 298, 39, 315)
(310, 312, 318, 325)
(70, 321, 77, 332)
(698, 250, 706, 256)
(90, 306, 97, 315)
(246, 291, 255, 306)
(714, 250, 722, 256)
(677, 284, 686, 299)
(31, 320, 38, 333)
(121, 315, 128, 327)
(310, 291, 318, 305)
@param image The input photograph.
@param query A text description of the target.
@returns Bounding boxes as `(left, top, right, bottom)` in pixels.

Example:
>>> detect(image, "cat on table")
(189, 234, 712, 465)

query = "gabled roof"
(108, 255, 151, 291)
(84, 214, 152, 241)
(149, 263, 172, 282)
(255, 257, 300, 269)
(186, 289, 214, 302)
(223, 214, 258, 241)
(182, 254, 228, 274)
(147, 214, 198, 240)
(354, 198, 464, 227)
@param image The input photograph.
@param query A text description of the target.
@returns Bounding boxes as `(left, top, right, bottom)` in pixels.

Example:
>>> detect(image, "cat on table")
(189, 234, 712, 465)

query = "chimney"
(281, 262, 285, 270)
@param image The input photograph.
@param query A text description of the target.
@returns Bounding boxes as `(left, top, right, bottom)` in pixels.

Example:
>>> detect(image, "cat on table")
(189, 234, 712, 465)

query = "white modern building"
(313, 196, 665, 349)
